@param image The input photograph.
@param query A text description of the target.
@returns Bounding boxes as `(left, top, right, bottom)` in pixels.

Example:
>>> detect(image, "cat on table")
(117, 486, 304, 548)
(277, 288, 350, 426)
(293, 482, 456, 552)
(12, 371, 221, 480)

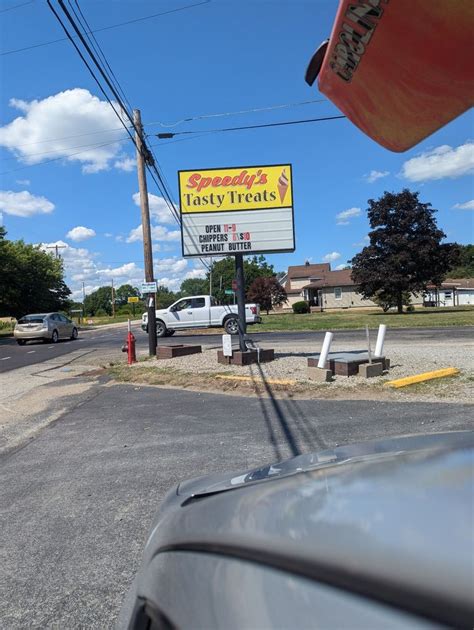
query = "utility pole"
(209, 257, 213, 297)
(82, 281, 86, 303)
(111, 279, 115, 318)
(46, 244, 67, 258)
(134, 109, 157, 356)
(235, 253, 247, 352)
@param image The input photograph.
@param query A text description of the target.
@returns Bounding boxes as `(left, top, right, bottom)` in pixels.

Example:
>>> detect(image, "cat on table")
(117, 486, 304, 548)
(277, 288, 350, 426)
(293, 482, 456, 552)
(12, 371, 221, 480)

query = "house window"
(334, 287, 342, 300)
(444, 291, 452, 300)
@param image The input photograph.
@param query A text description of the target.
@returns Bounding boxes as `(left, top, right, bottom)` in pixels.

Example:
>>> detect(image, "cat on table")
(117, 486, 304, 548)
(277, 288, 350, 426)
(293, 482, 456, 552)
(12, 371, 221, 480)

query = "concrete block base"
(157, 344, 202, 359)
(307, 367, 333, 382)
(358, 362, 383, 378)
(308, 353, 389, 377)
(217, 349, 274, 366)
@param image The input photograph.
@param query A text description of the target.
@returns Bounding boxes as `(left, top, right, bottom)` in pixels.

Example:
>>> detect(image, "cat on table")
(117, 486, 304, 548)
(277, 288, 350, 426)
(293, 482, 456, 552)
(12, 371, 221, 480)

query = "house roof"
(285, 263, 331, 291)
(302, 269, 355, 289)
(426, 277, 474, 290)
(287, 263, 331, 279)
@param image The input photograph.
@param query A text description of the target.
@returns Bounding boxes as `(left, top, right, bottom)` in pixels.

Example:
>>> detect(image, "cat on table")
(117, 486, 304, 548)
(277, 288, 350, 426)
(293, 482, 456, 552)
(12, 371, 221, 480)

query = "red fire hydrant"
(121, 320, 137, 365)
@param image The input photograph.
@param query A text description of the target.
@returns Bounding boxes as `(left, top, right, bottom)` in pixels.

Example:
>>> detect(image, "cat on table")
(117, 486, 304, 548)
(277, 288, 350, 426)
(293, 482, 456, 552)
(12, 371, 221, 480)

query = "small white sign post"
(222, 334, 233, 357)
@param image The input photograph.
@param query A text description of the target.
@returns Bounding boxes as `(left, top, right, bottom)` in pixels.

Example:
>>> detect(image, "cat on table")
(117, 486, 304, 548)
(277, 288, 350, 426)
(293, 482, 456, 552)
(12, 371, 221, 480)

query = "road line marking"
(27, 350, 36, 354)
(384, 367, 460, 388)
(48, 346, 54, 349)
(1, 357, 11, 360)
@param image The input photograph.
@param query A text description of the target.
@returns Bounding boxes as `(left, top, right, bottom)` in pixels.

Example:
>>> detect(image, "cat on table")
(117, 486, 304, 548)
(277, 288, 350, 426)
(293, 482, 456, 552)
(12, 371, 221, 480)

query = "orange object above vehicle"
(314, 0, 474, 152)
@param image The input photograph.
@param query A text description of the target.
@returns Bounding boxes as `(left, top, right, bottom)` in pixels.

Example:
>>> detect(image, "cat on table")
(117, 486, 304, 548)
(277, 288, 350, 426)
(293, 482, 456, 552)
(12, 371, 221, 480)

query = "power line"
(3, 126, 130, 149)
(0, 136, 128, 161)
(48, 0, 210, 273)
(69, 0, 133, 113)
(156, 115, 346, 139)
(147, 98, 329, 128)
(1, 97, 324, 150)
(0, 138, 129, 175)
(1, 0, 211, 56)
(0, 0, 34, 12)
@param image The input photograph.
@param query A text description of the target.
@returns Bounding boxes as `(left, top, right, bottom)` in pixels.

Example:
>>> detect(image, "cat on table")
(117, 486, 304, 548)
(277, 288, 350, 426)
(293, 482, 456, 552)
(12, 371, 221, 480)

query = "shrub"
(406, 304, 415, 312)
(292, 301, 310, 314)
(95, 308, 108, 317)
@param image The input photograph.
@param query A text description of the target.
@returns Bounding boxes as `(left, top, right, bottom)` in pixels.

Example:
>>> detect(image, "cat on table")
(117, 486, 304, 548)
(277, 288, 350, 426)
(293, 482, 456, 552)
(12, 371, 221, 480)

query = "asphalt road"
(0, 324, 472, 373)
(1, 380, 472, 629)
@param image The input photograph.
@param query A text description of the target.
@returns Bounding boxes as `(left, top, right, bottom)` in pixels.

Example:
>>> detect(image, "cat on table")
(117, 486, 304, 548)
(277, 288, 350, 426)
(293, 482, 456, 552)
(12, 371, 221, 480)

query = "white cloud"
(452, 199, 474, 210)
(184, 268, 206, 280)
(0, 190, 54, 217)
(352, 236, 370, 247)
(114, 157, 136, 172)
(39, 241, 97, 280)
(335, 263, 349, 270)
(104, 232, 113, 237)
(66, 225, 96, 242)
(126, 223, 180, 243)
(323, 251, 341, 263)
(0, 89, 128, 173)
(155, 257, 188, 275)
(364, 170, 389, 183)
(336, 207, 361, 225)
(401, 142, 474, 182)
(97, 262, 142, 280)
(16, 179, 30, 186)
(40, 240, 146, 296)
(157, 276, 181, 291)
(132, 192, 177, 225)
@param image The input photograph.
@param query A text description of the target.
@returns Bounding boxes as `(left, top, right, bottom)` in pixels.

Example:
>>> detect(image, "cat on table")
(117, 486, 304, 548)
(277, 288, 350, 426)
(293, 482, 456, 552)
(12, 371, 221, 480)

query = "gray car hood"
(138, 431, 474, 627)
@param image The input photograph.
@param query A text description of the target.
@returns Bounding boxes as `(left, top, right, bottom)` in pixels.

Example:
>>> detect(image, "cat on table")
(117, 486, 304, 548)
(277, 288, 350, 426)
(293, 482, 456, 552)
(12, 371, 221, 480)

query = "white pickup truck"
(141, 295, 261, 337)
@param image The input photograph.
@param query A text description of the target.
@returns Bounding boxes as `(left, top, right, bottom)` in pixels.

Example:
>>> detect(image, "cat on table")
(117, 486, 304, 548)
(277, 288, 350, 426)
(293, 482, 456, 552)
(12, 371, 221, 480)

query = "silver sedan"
(14, 313, 78, 345)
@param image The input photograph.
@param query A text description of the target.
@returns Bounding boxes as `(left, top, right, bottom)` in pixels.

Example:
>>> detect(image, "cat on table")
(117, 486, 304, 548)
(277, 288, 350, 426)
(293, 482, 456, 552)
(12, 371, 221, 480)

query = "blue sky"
(1, 0, 473, 301)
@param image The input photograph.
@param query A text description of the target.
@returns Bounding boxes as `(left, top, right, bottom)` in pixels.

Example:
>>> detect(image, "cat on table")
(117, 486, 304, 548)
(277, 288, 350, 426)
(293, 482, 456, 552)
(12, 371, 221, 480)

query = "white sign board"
(141, 281, 157, 294)
(179, 164, 295, 258)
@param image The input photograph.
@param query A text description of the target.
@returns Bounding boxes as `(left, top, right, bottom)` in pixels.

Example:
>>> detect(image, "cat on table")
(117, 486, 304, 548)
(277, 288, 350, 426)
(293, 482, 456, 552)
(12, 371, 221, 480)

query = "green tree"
(351, 190, 459, 313)
(83, 286, 114, 316)
(447, 244, 473, 277)
(0, 228, 71, 318)
(115, 284, 140, 306)
(207, 255, 274, 304)
(247, 276, 287, 314)
(179, 277, 209, 296)
(156, 285, 177, 308)
(372, 290, 411, 313)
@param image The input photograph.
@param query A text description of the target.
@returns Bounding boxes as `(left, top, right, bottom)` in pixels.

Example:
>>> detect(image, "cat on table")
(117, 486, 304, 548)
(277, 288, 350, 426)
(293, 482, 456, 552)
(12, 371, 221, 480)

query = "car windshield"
(18, 315, 46, 324)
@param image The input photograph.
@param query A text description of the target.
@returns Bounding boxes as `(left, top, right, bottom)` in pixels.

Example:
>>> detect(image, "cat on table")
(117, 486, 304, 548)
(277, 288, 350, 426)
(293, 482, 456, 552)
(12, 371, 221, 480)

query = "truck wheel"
(156, 320, 167, 338)
(224, 316, 240, 335)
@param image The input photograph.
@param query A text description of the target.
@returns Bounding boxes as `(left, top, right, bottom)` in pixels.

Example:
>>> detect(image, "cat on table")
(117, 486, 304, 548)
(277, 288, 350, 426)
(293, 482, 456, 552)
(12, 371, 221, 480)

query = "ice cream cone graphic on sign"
(278, 169, 289, 204)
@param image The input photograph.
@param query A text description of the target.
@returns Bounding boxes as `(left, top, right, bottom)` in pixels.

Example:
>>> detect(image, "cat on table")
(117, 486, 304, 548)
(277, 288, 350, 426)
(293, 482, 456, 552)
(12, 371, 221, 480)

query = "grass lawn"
(79, 315, 141, 327)
(253, 306, 474, 332)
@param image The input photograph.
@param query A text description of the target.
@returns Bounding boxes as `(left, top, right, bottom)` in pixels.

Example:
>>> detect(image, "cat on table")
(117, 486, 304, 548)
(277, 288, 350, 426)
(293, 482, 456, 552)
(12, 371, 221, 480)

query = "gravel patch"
(134, 336, 474, 403)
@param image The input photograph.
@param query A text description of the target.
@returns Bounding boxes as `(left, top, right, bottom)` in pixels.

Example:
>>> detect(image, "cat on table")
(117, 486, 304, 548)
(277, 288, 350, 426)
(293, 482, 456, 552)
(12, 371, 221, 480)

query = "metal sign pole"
(235, 253, 247, 352)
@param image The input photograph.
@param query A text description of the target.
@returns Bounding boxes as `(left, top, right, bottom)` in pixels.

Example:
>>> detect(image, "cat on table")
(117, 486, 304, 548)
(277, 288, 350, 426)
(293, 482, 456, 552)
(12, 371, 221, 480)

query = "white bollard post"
(317, 332, 334, 369)
(374, 324, 387, 357)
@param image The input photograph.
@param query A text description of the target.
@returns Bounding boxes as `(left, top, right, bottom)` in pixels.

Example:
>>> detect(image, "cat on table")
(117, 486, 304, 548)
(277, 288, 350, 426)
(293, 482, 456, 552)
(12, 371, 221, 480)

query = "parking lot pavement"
(1, 381, 472, 629)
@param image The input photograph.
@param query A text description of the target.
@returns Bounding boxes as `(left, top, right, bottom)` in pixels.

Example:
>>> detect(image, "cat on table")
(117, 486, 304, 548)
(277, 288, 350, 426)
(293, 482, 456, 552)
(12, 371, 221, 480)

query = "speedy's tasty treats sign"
(179, 165, 292, 213)
(179, 164, 295, 258)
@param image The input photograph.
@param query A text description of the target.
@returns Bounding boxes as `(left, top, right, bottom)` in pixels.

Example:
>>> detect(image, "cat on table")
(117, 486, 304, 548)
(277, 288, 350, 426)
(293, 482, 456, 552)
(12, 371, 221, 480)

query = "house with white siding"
(424, 278, 474, 307)
(278, 262, 428, 310)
